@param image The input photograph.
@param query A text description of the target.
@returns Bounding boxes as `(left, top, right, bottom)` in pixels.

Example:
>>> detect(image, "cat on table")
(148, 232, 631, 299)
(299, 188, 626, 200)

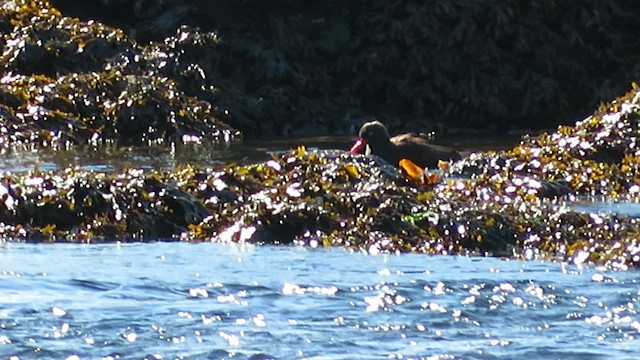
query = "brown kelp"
(0, 0, 238, 150)
(1, 1, 640, 270)
(53, 0, 640, 135)
(0, 85, 639, 270)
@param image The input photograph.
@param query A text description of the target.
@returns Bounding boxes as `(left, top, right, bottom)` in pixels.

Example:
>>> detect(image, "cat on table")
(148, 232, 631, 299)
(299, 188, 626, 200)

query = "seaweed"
(0, 82, 639, 270)
(0, 0, 239, 149)
(1, 1, 640, 271)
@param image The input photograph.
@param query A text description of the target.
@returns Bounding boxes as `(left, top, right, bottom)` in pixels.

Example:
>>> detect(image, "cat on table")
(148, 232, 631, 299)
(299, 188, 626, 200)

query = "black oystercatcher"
(349, 121, 461, 168)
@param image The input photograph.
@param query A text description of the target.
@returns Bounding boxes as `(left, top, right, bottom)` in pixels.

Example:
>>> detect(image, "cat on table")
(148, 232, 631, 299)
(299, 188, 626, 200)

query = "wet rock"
(0, 1, 238, 149)
(1, 1, 640, 271)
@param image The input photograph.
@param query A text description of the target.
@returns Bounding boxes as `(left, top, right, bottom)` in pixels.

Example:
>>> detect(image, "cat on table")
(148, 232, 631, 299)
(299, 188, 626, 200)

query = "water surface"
(1, 242, 639, 359)
(0, 134, 519, 173)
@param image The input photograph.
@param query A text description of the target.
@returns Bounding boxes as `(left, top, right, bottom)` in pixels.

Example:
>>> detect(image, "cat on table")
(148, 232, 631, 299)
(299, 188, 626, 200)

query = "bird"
(349, 120, 461, 169)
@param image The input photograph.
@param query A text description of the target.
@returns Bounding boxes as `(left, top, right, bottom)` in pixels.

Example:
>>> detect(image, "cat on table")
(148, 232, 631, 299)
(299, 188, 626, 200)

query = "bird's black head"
(358, 121, 391, 143)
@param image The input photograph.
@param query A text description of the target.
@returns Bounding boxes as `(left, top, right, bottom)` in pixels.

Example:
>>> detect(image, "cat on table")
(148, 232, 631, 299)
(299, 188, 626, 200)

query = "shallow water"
(0, 137, 357, 173)
(573, 200, 640, 218)
(1, 242, 639, 359)
(0, 134, 519, 173)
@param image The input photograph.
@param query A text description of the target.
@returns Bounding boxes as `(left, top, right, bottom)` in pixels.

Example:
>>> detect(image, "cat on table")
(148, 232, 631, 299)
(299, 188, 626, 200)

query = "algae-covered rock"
(51, 0, 640, 136)
(3, 85, 639, 269)
(0, 0, 238, 149)
(1, 1, 639, 271)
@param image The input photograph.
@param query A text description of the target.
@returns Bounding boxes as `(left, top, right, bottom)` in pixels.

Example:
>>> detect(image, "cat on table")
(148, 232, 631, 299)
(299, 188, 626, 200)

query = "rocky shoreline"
(0, 1, 639, 269)
(0, 1, 238, 149)
(40, 0, 640, 135)
(0, 85, 639, 269)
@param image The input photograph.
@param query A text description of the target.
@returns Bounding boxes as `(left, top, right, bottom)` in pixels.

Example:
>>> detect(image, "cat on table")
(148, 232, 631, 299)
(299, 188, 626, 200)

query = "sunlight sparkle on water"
(1, 244, 640, 358)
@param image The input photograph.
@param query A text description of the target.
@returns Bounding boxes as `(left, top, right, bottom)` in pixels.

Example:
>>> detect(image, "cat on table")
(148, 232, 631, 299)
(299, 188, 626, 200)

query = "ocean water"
(1, 242, 639, 360)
